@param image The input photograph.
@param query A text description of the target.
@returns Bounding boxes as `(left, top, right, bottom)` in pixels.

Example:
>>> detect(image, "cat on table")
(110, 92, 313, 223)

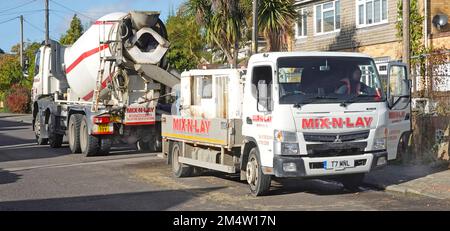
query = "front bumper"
(273, 151, 387, 178)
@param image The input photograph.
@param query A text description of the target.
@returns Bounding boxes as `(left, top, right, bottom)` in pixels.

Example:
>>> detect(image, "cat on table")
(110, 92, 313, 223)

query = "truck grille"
(306, 142, 368, 157)
(303, 131, 370, 143)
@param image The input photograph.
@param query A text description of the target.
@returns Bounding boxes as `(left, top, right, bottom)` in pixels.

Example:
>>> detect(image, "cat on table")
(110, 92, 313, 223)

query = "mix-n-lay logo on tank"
(302, 117, 373, 129)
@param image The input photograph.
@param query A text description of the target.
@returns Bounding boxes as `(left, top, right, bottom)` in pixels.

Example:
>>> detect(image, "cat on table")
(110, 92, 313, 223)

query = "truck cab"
(242, 52, 410, 192)
(162, 51, 411, 196)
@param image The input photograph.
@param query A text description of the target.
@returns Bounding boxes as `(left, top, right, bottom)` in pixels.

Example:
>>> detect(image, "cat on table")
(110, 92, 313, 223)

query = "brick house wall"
(294, 0, 401, 59)
(427, 0, 450, 49)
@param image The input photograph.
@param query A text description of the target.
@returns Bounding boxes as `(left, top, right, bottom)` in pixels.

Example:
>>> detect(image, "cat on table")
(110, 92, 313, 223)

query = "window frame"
(356, 0, 389, 28)
(295, 8, 308, 39)
(251, 65, 274, 112)
(313, 0, 341, 36)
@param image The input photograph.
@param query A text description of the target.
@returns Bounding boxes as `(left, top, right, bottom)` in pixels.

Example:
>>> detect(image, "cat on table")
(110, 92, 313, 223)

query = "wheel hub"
(35, 119, 40, 136)
(172, 146, 180, 172)
(246, 159, 257, 185)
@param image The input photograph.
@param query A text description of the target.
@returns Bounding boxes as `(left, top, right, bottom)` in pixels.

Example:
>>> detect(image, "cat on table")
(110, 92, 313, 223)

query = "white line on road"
(0, 143, 39, 149)
(1, 154, 163, 172)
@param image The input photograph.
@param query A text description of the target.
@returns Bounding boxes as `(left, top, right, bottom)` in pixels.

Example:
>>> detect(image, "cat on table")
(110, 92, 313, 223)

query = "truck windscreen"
(277, 56, 385, 105)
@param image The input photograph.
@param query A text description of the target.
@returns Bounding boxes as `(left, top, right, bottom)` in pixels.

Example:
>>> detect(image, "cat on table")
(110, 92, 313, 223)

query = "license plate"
(97, 124, 110, 133)
(324, 159, 355, 170)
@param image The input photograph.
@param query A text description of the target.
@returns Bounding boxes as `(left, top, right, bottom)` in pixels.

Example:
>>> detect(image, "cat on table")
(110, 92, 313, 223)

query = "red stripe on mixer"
(66, 44, 109, 74)
(82, 75, 112, 101)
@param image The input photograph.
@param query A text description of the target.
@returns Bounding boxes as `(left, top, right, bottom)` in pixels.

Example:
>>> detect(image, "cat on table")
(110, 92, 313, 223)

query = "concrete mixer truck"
(31, 11, 179, 156)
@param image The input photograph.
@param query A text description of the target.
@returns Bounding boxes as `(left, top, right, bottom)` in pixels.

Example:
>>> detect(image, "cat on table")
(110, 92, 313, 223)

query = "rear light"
(93, 116, 111, 124)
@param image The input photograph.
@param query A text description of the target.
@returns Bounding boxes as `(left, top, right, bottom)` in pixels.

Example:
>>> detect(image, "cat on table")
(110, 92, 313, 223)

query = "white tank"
(64, 12, 126, 101)
(63, 11, 170, 102)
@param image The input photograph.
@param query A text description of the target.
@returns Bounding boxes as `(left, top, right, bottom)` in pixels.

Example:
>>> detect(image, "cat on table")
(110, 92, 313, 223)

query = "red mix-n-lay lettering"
(127, 107, 154, 113)
(302, 117, 373, 129)
(173, 118, 211, 134)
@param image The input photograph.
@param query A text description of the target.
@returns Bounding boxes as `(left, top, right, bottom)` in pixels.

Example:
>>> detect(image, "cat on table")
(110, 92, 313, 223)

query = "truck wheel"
(34, 116, 48, 145)
(136, 137, 162, 153)
(171, 142, 192, 177)
(246, 147, 271, 196)
(98, 138, 112, 155)
(339, 173, 365, 192)
(395, 132, 412, 164)
(136, 140, 150, 152)
(68, 114, 82, 153)
(80, 116, 99, 156)
(48, 115, 63, 148)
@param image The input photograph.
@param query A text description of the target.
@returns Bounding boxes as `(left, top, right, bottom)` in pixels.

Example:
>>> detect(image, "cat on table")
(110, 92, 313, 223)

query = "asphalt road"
(1, 115, 450, 211)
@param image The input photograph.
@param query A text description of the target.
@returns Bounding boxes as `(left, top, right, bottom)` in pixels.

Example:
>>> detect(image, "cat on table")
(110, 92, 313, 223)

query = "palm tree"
(243, 0, 297, 52)
(187, 0, 245, 67)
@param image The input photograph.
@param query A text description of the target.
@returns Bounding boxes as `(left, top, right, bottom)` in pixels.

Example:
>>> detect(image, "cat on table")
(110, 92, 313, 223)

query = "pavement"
(365, 162, 450, 200)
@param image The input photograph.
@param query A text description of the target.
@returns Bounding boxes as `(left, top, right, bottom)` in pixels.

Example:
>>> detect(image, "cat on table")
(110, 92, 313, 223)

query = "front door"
(242, 64, 275, 168)
(386, 62, 411, 160)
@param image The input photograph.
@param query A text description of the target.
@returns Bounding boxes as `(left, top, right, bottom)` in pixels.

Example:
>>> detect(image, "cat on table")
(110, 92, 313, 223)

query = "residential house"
(292, 0, 449, 64)
(292, 0, 450, 92)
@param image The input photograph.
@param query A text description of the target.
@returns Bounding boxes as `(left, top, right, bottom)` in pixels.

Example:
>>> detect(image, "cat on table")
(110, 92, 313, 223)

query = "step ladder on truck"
(161, 52, 412, 196)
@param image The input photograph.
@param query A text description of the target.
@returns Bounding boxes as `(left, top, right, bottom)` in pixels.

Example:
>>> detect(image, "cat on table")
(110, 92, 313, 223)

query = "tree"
(60, 14, 84, 45)
(9, 41, 41, 84)
(166, 7, 207, 72)
(187, 0, 245, 67)
(24, 42, 41, 80)
(0, 48, 4, 54)
(0, 55, 23, 102)
(256, 0, 297, 51)
(242, 0, 297, 52)
(396, 0, 423, 58)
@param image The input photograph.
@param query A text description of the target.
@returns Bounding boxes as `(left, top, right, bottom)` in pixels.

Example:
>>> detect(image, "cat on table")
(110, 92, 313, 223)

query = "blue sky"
(0, 0, 185, 52)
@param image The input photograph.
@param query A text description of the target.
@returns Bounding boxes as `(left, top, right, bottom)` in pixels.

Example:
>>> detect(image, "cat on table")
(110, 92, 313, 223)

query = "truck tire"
(98, 137, 112, 155)
(80, 115, 99, 156)
(171, 142, 193, 178)
(48, 114, 63, 148)
(136, 140, 150, 152)
(339, 173, 365, 192)
(395, 132, 412, 164)
(136, 137, 162, 153)
(68, 114, 82, 153)
(34, 116, 48, 145)
(246, 147, 271, 196)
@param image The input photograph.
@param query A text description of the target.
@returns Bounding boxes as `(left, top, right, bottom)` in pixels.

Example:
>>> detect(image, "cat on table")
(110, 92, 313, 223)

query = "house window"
(314, 0, 340, 35)
(295, 8, 308, 38)
(357, 0, 388, 27)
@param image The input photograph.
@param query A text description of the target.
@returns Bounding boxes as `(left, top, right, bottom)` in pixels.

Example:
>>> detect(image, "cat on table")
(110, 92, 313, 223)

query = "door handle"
(246, 117, 252, 124)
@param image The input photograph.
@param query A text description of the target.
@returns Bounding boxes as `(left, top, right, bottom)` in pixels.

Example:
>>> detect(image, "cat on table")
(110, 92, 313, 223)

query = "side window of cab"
(251, 66, 273, 112)
(34, 50, 41, 77)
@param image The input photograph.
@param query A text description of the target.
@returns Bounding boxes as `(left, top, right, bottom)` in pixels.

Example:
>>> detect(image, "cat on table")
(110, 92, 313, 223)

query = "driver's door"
(386, 62, 411, 160)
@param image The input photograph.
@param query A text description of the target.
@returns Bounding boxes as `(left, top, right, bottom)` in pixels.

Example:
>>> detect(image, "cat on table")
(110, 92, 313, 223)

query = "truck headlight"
(274, 130, 299, 155)
(374, 137, 386, 150)
(281, 142, 299, 155)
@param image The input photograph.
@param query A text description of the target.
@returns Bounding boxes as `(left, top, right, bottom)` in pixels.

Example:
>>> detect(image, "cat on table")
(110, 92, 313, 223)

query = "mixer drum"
(63, 11, 169, 101)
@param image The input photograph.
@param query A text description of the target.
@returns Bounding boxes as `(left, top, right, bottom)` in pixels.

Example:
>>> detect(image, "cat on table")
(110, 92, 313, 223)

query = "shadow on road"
(0, 119, 31, 129)
(0, 169, 21, 185)
(195, 170, 362, 196)
(0, 119, 36, 147)
(0, 187, 225, 211)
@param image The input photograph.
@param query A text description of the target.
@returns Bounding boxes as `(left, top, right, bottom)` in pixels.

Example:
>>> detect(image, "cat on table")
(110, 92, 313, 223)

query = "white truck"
(162, 52, 411, 196)
(32, 11, 179, 155)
